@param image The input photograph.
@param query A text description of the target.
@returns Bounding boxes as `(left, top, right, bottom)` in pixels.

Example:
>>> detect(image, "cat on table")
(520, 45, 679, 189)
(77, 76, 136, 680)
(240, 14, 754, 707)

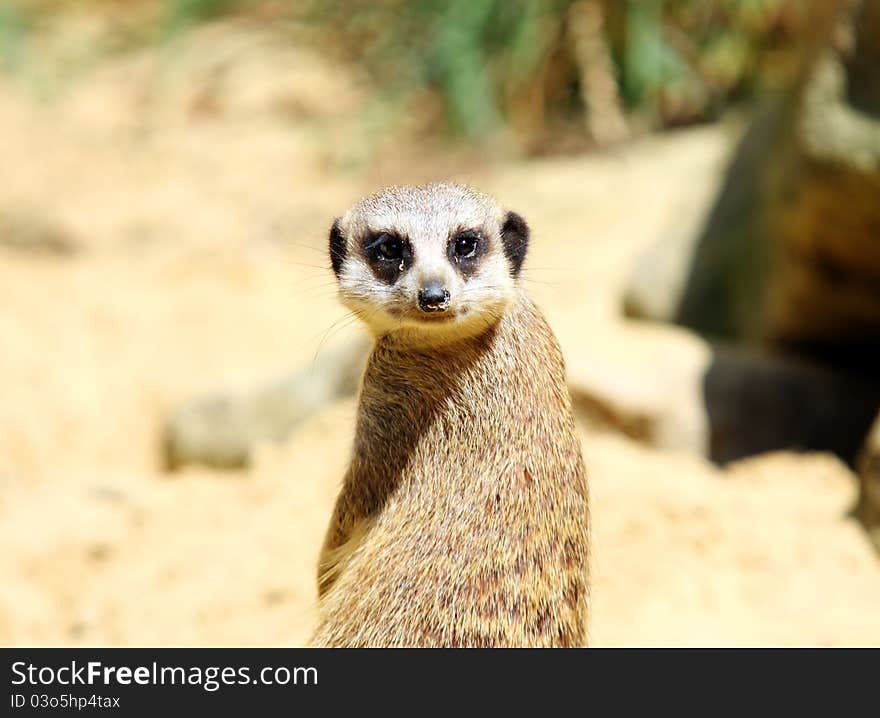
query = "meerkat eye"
(378, 235, 403, 261)
(365, 233, 405, 262)
(453, 233, 479, 259)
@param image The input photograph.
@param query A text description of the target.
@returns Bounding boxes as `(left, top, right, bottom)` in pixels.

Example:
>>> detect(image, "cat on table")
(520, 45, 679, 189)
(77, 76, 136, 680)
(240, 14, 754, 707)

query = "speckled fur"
(311, 183, 589, 647)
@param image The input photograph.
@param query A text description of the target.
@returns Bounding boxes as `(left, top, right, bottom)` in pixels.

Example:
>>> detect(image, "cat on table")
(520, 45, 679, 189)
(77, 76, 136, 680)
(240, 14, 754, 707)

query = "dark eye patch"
(329, 219, 346, 277)
(447, 229, 485, 276)
(362, 231, 412, 284)
(501, 211, 529, 276)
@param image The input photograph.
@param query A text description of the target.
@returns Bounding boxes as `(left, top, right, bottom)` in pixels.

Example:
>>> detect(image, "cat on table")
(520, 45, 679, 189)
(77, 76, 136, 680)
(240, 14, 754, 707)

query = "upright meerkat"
(311, 182, 589, 647)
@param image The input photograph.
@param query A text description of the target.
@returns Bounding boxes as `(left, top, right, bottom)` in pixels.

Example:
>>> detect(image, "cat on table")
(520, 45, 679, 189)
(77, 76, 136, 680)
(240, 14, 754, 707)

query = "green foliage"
(309, 0, 571, 139)
(420, 0, 503, 137)
(418, 0, 573, 137)
(315, 0, 804, 138)
(162, 0, 257, 36)
(621, 1, 666, 107)
(0, 3, 30, 72)
(0, 0, 807, 142)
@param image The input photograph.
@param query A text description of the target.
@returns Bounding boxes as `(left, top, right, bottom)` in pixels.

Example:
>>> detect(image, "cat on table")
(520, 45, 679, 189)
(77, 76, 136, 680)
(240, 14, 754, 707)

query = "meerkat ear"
(329, 219, 346, 277)
(501, 211, 529, 276)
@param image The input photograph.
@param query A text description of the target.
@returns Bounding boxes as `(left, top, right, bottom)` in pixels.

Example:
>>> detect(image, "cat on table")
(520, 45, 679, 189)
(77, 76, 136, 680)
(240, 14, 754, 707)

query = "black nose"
(417, 282, 450, 312)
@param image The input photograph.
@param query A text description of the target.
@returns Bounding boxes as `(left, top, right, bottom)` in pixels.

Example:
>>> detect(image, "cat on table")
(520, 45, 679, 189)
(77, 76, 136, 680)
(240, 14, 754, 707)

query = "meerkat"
(311, 182, 589, 647)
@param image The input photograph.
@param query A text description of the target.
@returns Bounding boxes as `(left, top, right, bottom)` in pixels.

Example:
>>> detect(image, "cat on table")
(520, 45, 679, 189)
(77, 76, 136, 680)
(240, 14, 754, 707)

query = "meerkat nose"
(417, 281, 451, 313)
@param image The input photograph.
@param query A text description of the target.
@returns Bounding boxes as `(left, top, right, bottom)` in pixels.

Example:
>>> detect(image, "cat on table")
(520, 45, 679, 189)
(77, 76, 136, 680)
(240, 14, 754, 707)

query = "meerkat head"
(328, 182, 529, 347)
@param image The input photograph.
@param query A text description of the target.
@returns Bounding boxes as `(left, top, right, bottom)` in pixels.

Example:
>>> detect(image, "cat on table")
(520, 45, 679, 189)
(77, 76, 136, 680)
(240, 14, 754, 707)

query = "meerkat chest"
(358, 352, 532, 458)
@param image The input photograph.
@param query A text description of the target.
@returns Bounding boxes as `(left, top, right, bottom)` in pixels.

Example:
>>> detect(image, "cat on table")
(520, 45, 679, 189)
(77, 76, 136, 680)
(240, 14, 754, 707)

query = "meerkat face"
(328, 183, 529, 346)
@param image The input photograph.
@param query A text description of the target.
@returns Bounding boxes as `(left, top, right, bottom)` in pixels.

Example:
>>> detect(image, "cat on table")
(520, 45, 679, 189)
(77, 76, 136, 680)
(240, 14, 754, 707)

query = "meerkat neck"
(354, 291, 567, 500)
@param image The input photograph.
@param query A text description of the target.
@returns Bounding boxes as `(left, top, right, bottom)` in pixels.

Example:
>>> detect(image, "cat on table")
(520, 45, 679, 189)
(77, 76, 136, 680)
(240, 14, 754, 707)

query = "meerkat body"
(312, 183, 588, 647)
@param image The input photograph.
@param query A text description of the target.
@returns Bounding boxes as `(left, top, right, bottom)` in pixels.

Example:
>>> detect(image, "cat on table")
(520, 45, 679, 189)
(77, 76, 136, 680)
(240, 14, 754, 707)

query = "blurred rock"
(565, 323, 711, 455)
(857, 412, 880, 553)
(0, 209, 78, 257)
(621, 196, 714, 323)
(672, 0, 880, 368)
(704, 349, 880, 466)
(162, 336, 369, 471)
(616, 0, 880, 501)
(566, 320, 880, 467)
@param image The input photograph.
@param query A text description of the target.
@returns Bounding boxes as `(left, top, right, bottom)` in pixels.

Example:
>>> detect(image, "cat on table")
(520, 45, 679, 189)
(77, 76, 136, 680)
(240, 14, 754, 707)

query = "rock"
(162, 335, 369, 470)
(671, 0, 880, 366)
(565, 321, 711, 455)
(0, 208, 78, 257)
(621, 199, 714, 323)
(615, 0, 880, 506)
(565, 320, 880, 466)
(162, 394, 256, 471)
(704, 348, 880, 466)
(621, 119, 737, 325)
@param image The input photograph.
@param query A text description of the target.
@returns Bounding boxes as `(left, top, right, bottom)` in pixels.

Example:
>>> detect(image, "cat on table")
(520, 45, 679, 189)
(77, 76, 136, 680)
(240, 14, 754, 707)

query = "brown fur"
(311, 185, 589, 647)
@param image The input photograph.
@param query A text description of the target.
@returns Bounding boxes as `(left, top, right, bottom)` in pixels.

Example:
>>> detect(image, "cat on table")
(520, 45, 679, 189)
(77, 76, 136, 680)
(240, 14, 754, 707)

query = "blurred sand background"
(1, 5, 879, 647)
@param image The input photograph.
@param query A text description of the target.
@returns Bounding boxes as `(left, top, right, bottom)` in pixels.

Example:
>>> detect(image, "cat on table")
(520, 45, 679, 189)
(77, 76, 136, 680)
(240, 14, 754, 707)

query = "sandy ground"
(1, 21, 879, 647)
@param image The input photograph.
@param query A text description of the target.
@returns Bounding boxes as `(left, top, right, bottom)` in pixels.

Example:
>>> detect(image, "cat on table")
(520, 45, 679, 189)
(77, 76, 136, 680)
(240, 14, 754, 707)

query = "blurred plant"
(0, 0, 808, 148)
(308, 0, 576, 146)
(161, 0, 259, 35)
(606, 0, 806, 126)
(0, 3, 30, 72)
(311, 0, 807, 147)
(305, 0, 567, 141)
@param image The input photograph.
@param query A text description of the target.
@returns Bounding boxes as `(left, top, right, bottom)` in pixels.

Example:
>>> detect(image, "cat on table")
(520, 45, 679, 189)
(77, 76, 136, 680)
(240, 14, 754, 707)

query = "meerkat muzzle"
(417, 282, 451, 312)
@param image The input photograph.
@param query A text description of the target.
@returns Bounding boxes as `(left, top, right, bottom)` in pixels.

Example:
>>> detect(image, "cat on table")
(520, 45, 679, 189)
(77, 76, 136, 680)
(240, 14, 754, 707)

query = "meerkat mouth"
(412, 314, 457, 325)
(408, 305, 482, 327)
(390, 307, 461, 324)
